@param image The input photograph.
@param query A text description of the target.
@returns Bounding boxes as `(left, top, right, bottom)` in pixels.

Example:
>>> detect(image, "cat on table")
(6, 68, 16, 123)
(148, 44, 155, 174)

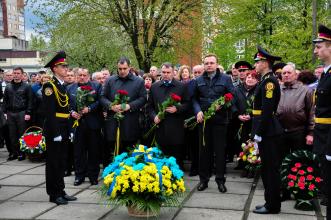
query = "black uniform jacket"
(251, 72, 283, 138)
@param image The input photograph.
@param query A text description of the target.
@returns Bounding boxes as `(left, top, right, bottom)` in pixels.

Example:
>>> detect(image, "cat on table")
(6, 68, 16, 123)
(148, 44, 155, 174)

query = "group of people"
(0, 24, 330, 219)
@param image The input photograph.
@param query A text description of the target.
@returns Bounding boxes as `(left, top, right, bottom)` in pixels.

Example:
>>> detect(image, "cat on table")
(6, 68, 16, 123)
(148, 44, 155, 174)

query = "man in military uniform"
(251, 46, 283, 214)
(313, 24, 331, 219)
(42, 51, 77, 205)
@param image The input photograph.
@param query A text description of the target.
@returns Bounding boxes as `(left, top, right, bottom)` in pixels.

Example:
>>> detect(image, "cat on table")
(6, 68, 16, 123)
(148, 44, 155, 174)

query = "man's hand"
(326, 155, 331, 161)
(306, 135, 313, 145)
(4, 114, 7, 120)
(24, 114, 31, 121)
(123, 104, 130, 112)
(71, 111, 81, 120)
(254, 134, 262, 143)
(111, 104, 123, 113)
(215, 104, 220, 111)
(238, 115, 251, 122)
(197, 111, 204, 123)
(154, 115, 161, 124)
(165, 106, 177, 113)
(103, 112, 107, 118)
(81, 107, 89, 114)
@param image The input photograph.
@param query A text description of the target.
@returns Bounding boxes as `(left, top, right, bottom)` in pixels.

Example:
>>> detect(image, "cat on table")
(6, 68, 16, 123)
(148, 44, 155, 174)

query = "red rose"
(307, 167, 313, 173)
(117, 90, 129, 96)
(291, 167, 298, 173)
(287, 174, 292, 180)
(308, 184, 315, 191)
(288, 181, 294, 187)
(239, 152, 244, 157)
(224, 93, 233, 102)
(80, 85, 93, 91)
(170, 93, 182, 102)
(298, 170, 305, 175)
(315, 177, 322, 183)
(295, 162, 302, 168)
(306, 174, 314, 181)
(298, 182, 305, 190)
(299, 176, 305, 183)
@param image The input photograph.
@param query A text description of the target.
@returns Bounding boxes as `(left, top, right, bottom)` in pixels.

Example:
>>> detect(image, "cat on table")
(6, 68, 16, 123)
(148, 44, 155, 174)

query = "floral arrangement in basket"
(100, 145, 186, 217)
(280, 150, 322, 211)
(19, 127, 46, 154)
(237, 141, 261, 177)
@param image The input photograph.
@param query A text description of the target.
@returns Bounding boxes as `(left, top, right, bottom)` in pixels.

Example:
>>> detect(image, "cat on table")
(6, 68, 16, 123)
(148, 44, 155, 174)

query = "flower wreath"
(19, 128, 46, 154)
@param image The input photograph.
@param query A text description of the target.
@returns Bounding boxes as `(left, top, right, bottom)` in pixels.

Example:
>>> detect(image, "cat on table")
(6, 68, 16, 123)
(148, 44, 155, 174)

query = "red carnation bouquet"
(184, 93, 233, 145)
(281, 150, 322, 211)
(287, 163, 322, 198)
(144, 93, 182, 139)
(110, 90, 130, 121)
(76, 85, 96, 112)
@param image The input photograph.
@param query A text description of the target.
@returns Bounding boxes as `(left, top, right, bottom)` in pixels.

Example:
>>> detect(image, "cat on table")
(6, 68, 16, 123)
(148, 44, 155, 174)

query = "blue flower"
(133, 163, 145, 171)
(114, 152, 128, 162)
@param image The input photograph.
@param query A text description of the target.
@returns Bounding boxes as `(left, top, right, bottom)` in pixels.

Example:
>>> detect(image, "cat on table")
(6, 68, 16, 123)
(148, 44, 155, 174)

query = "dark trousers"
(0, 124, 12, 154)
(280, 130, 307, 160)
(188, 126, 199, 172)
(259, 136, 281, 211)
(7, 111, 26, 156)
(46, 139, 68, 198)
(159, 143, 184, 169)
(108, 140, 136, 156)
(65, 141, 74, 173)
(199, 123, 227, 184)
(74, 122, 100, 181)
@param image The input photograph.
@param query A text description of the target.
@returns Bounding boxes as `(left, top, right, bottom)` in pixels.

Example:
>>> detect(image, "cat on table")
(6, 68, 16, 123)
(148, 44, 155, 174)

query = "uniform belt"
(315, 117, 331, 124)
(252, 110, 262, 115)
(55, 113, 70, 118)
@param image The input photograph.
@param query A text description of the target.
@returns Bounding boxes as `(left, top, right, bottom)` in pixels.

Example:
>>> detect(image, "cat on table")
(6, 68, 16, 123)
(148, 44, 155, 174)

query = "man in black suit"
(148, 63, 190, 168)
(67, 68, 103, 186)
(42, 51, 77, 205)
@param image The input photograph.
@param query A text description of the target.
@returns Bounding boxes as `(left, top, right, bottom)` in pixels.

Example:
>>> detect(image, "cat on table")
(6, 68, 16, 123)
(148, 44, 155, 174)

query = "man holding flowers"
(67, 68, 103, 186)
(192, 54, 235, 193)
(147, 62, 190, 169)
(101, 57, 146, 158)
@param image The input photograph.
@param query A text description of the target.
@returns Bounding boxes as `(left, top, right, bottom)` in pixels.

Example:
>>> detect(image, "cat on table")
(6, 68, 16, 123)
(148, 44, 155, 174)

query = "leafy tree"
(28, 0, 202, 72)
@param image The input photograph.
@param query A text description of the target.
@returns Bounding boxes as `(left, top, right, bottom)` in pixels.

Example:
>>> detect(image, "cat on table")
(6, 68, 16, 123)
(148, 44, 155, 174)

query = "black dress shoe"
(7, 155, 18, 161)
(18, 154, 25, 161)
(253, 206, 280, 214)
(197, 182, 208, 191)
(64, 171, 72, 177)
(320, 198, 328, 206)
(255, 204, 265, 209)
(50, 196, 68, 205)
(62, 194, 77, 201)
(217, 183, 227, 193)
(74, 178, 85, 186)
(90, 180, 98, 185)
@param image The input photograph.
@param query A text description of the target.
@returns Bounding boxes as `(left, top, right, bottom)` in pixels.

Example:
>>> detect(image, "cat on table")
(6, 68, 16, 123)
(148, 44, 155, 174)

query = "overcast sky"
(25, 2, 41, 41)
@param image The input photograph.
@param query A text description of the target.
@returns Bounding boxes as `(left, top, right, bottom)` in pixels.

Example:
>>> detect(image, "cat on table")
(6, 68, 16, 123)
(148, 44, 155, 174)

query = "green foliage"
(207, 0, 330, 70)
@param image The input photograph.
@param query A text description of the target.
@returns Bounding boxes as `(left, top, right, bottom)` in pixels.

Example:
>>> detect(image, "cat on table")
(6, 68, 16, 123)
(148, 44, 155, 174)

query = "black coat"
(148, 80, 190, 146)
(100, 73, 147, 142)
(67, 81, 103, 130)
(251, 72, 283, 138)
(3, 81, 33, 114)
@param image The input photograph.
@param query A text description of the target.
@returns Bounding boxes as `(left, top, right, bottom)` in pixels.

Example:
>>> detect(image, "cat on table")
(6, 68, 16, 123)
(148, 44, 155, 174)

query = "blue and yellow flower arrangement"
(101, 145, 186, 216)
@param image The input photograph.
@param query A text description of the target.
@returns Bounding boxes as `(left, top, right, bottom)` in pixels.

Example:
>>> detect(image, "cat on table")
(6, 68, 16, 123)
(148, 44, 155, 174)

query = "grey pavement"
(0, 148, 327, 219)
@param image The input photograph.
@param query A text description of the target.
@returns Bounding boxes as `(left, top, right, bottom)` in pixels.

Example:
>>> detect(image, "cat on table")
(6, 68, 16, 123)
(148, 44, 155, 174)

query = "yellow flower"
(242, 155, 247, 161)
(172, 183, 177, 190)
(132, 185, 139, 192)
(166, 188, 173, 196)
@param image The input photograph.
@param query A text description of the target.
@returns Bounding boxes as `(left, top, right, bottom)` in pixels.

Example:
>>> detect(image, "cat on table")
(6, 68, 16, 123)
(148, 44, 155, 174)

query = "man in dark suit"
(192, 54, 235, 193)
(67, 68, 103, 186)
(251, 46, 283, 214)
(42, 51, 77, 205)
(312, 24, 331, 218)
(148, 62, 190, 168)
(100, 57, 146, 156)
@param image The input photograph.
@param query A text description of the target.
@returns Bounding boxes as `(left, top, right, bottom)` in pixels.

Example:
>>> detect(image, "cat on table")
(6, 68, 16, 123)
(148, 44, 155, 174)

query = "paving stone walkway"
(0, 148, 327, 219)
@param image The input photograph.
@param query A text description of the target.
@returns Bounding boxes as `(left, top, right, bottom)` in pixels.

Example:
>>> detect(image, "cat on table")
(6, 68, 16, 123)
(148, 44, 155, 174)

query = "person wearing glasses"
(192, 53, 234, 193)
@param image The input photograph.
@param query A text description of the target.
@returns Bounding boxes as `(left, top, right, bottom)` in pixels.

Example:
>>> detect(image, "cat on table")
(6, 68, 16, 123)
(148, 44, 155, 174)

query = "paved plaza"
(0, 148, 327, 220)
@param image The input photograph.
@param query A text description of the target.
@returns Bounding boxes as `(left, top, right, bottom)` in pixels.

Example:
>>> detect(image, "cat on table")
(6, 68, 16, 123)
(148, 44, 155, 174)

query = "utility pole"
(312, 0, 317, 64)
